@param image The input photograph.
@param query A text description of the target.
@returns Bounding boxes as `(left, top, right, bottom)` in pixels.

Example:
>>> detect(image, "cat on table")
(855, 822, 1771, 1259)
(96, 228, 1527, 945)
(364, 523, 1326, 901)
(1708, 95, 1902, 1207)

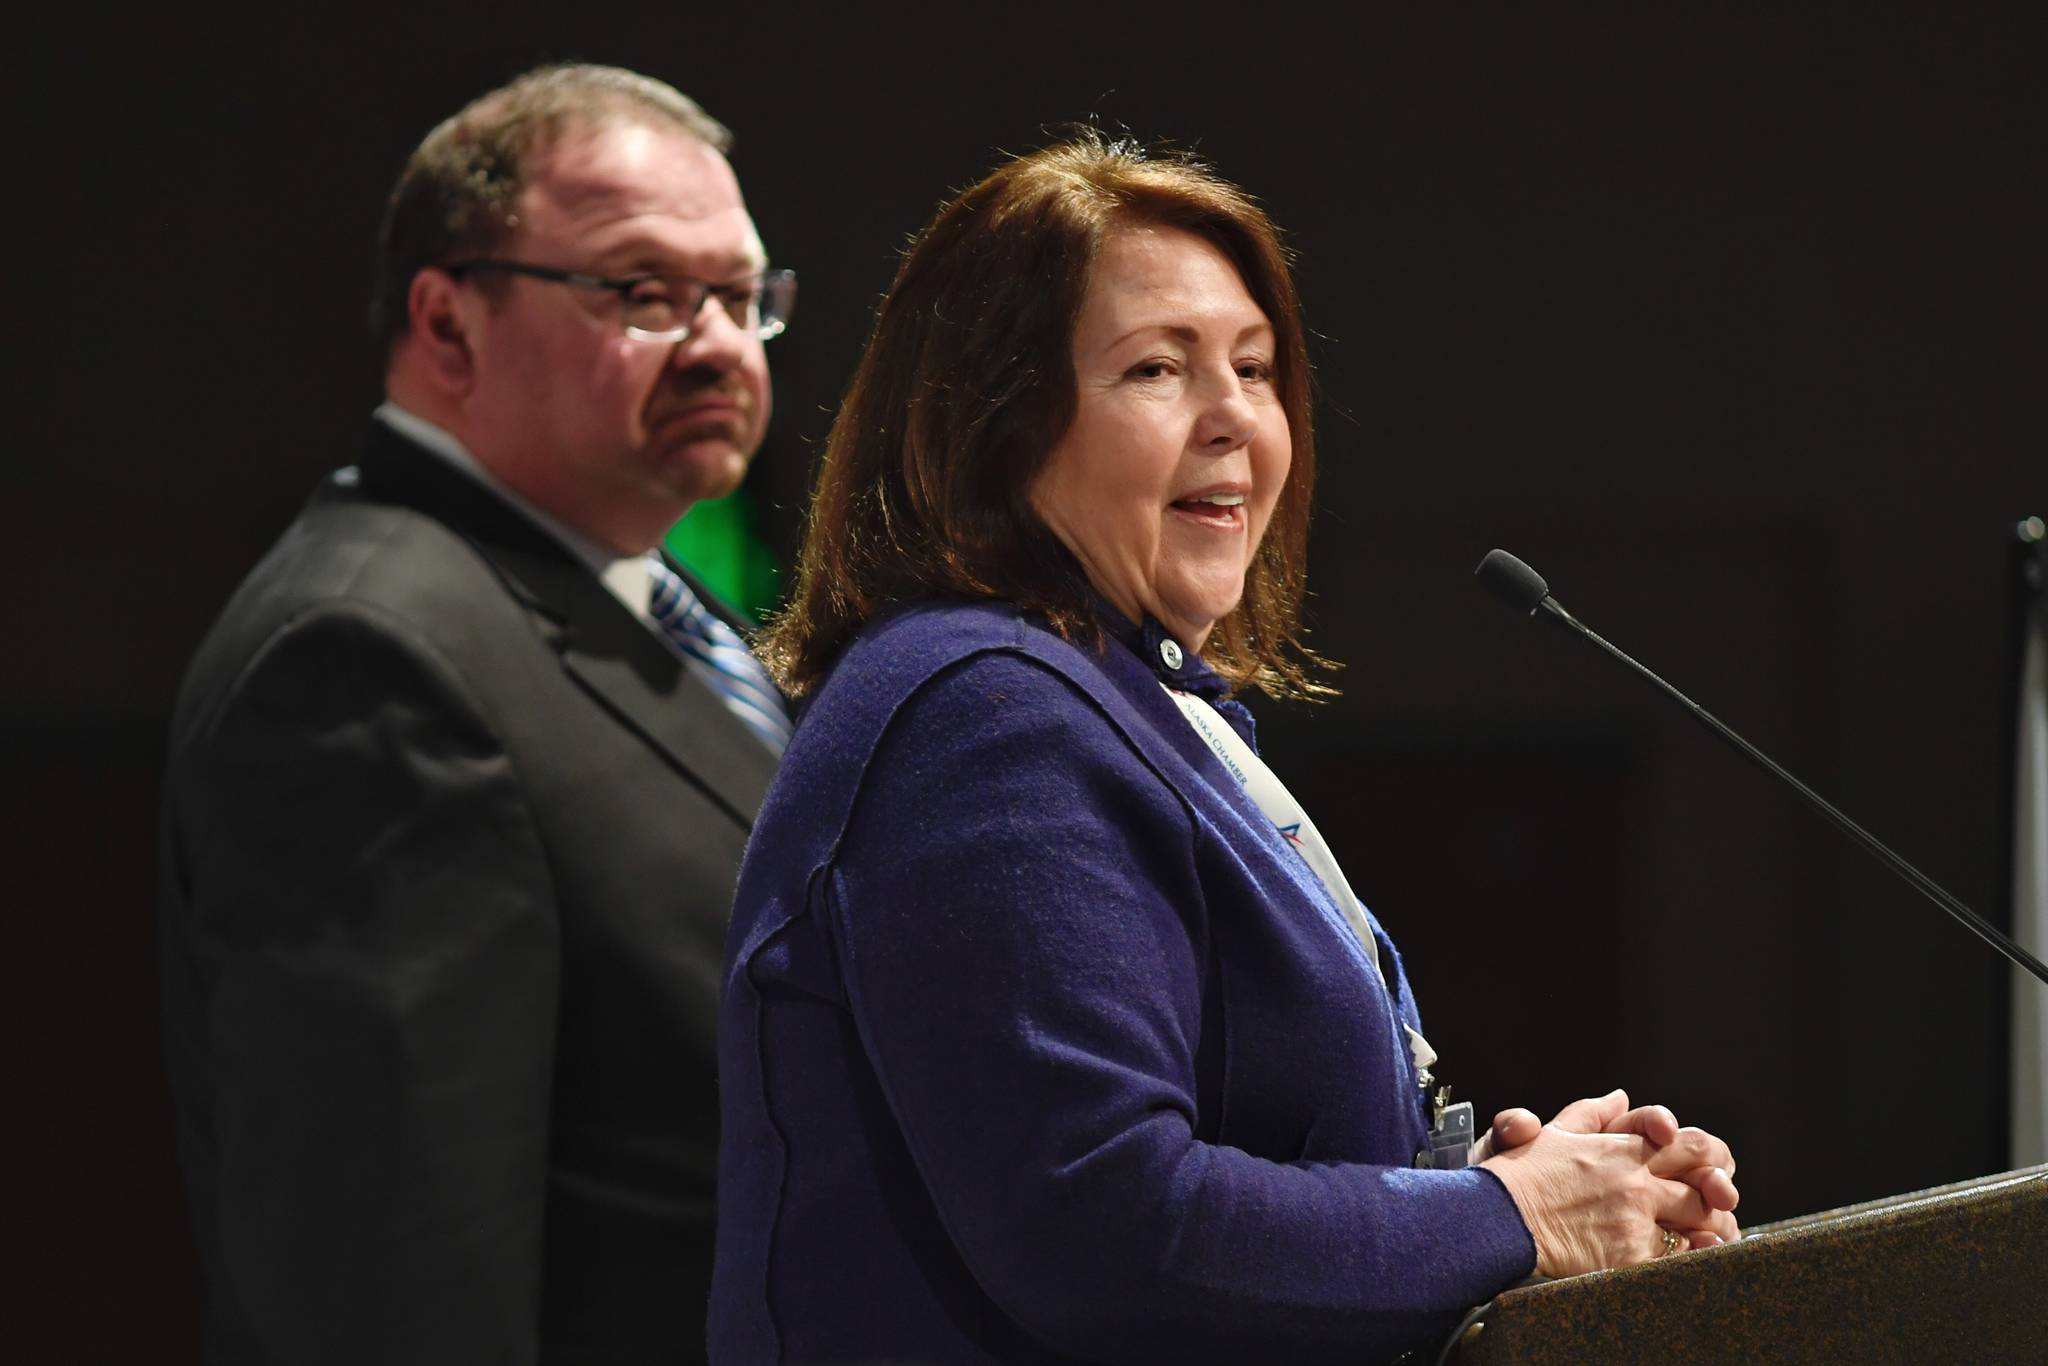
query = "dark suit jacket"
(158, 420, 777, 1364)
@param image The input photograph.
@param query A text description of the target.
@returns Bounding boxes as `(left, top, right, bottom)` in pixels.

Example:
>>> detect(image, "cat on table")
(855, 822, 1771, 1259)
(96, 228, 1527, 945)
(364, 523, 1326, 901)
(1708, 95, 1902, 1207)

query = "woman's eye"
(1236, 359, 1274, 382)
(1128, 360, 1174, 380)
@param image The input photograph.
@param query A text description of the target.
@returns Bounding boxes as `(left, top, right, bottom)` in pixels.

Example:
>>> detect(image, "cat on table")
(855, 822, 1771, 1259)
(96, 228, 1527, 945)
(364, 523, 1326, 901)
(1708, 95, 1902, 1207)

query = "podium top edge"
(1741, 1161, 2048, 1238)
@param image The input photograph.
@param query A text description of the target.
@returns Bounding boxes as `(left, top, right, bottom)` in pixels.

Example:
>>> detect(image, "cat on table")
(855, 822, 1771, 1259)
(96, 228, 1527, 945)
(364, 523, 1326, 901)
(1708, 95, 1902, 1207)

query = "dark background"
(14, 7, 2040, 1357)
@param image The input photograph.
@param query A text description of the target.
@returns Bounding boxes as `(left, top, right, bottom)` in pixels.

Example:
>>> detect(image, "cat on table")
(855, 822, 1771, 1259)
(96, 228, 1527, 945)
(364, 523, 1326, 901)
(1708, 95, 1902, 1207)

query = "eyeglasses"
(446, 259, 797, 343)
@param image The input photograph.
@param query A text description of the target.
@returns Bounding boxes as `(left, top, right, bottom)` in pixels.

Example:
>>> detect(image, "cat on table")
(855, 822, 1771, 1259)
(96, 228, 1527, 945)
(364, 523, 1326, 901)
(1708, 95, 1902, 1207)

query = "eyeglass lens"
(621, 270, 797, 342)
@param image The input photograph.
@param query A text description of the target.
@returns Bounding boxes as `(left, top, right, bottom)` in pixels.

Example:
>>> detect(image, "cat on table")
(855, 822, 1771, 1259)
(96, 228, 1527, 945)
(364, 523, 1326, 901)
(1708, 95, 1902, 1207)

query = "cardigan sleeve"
(823, 650, 1535, 1365)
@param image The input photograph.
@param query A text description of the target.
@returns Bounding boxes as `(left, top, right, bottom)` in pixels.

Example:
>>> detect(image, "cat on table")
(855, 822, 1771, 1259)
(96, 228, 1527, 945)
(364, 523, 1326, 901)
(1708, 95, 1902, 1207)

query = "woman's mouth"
(1169, 491, 1246, 528)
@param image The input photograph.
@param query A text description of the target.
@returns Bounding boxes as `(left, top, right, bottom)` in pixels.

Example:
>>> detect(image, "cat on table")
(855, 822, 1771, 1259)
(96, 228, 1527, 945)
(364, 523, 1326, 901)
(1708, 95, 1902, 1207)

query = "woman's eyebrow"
(1103, 322, 1198, 350)
(1102, 319, 1275, 350)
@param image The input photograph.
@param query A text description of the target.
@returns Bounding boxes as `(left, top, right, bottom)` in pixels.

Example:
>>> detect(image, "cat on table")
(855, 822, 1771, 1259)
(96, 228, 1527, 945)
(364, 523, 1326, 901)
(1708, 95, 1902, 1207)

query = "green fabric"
(663, 488, 781, 625)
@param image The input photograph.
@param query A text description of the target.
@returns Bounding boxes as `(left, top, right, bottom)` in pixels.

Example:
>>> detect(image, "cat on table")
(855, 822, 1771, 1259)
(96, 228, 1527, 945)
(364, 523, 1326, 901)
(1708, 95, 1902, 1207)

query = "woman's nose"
(1194, 374, 1259, 452)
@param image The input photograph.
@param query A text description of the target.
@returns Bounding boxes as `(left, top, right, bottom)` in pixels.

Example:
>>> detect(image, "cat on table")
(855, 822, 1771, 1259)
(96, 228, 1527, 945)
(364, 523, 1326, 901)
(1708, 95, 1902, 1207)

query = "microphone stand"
(1481, 550, 2048, 988)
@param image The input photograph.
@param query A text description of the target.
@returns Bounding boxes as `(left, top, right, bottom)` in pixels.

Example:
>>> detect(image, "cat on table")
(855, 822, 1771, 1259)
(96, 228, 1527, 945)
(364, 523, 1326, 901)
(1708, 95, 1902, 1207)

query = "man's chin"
(655, 436, 753, 506)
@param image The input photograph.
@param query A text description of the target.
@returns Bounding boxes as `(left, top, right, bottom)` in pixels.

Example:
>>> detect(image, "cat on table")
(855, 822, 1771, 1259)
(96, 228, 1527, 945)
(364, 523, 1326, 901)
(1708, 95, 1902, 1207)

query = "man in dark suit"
(158, 65, 792, 1364)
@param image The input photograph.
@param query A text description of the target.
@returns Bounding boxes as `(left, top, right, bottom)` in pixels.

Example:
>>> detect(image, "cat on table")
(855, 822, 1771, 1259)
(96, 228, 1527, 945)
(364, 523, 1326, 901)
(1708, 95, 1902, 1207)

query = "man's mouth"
(667, 396, 741, 417)
(654, 398, 745, 433)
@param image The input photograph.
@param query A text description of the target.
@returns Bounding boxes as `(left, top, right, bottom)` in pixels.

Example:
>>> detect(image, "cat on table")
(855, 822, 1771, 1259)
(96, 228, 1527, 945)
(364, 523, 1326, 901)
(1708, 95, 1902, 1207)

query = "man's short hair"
(370, 63, 732, 365)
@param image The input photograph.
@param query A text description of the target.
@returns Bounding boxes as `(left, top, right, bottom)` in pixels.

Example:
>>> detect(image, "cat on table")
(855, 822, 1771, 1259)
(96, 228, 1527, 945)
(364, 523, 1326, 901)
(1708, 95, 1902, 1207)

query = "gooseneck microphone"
(1474, 548, 2048, 987)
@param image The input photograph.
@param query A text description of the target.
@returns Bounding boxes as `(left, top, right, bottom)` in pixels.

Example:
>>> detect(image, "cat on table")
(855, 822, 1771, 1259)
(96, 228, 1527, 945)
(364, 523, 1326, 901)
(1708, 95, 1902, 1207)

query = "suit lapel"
(552, 577, 777, 830)
(352, 421, 778, 830)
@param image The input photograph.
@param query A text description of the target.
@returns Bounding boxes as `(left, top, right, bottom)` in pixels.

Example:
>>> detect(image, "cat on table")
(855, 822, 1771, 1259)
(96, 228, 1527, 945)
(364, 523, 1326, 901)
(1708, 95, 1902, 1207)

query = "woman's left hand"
(1472, 1089, 1740, 1249)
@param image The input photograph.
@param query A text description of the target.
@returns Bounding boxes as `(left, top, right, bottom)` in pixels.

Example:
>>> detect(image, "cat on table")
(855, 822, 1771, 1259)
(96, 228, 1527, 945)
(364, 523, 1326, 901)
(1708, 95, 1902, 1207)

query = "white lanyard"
(1166, 687, 1438, 1075)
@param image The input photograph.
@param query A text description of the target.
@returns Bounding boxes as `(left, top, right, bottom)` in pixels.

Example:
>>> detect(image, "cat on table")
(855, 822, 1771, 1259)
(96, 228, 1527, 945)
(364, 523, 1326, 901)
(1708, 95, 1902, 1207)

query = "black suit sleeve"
(164, 602, 558, 1364)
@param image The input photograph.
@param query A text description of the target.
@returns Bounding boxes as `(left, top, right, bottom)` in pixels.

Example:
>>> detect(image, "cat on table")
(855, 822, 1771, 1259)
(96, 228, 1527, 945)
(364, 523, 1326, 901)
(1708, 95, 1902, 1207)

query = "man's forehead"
(523, 120, 746, 229)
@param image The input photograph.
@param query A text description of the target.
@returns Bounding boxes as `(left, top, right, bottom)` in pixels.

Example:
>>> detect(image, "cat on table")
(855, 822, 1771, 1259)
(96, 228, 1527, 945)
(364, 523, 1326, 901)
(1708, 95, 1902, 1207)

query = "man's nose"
(668, 294, 751, 371)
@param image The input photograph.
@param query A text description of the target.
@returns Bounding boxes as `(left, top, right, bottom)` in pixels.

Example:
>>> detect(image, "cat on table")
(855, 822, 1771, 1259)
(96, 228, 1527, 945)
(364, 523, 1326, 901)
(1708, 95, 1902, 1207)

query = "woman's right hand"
(1479, 1096, 1736, 1277)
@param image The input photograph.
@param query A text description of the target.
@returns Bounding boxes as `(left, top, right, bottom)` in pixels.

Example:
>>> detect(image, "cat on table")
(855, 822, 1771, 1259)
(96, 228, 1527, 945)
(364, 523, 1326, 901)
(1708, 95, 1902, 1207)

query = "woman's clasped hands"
(1477, 1089, 1740, 1278)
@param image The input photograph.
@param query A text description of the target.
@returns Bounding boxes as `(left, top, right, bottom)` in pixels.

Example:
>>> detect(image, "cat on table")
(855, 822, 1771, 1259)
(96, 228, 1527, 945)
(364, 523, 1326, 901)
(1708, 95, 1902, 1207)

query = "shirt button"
(1158, 638, 1184, 670)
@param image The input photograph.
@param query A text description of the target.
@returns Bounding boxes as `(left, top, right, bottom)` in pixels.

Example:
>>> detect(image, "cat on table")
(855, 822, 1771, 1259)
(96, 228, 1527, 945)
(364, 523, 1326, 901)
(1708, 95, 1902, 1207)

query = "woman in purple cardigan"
(711, 136, 1740, 1365)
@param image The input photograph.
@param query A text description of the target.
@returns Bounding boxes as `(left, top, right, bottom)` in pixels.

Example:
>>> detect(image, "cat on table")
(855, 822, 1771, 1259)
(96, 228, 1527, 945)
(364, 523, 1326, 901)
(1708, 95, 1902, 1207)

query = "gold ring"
(1659, 1227, 1683, 1257)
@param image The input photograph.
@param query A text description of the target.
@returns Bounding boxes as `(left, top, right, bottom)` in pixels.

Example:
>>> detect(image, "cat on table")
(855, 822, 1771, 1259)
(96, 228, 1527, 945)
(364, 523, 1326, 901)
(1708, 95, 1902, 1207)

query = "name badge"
(1414, 1098, 1475, 1170)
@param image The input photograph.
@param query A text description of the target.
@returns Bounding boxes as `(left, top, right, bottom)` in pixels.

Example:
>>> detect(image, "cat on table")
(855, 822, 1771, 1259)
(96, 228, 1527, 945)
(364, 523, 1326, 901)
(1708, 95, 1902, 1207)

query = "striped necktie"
(645, 558, 792, 755)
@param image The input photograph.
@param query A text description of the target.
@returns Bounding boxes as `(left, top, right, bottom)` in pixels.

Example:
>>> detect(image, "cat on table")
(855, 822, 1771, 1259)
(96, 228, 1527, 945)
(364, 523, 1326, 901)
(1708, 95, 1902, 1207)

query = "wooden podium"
(1444, 1163, 2048, 1364)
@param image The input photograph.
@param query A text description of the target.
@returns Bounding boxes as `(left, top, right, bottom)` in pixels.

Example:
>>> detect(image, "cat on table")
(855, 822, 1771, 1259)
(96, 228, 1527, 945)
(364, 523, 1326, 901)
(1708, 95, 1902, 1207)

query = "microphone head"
(1475, 549, 1550, 615)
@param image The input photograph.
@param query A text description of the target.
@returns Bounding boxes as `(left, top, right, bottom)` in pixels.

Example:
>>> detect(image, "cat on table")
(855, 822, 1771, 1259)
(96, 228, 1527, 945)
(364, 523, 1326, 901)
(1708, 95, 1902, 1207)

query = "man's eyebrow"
(602, 262, 768, 288)
(592, 239, 766, 278)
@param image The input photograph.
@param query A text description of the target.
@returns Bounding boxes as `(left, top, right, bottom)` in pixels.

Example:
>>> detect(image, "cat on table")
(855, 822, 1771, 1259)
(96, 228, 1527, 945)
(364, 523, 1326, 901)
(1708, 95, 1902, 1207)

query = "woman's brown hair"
(762, 132, 1331, 700)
